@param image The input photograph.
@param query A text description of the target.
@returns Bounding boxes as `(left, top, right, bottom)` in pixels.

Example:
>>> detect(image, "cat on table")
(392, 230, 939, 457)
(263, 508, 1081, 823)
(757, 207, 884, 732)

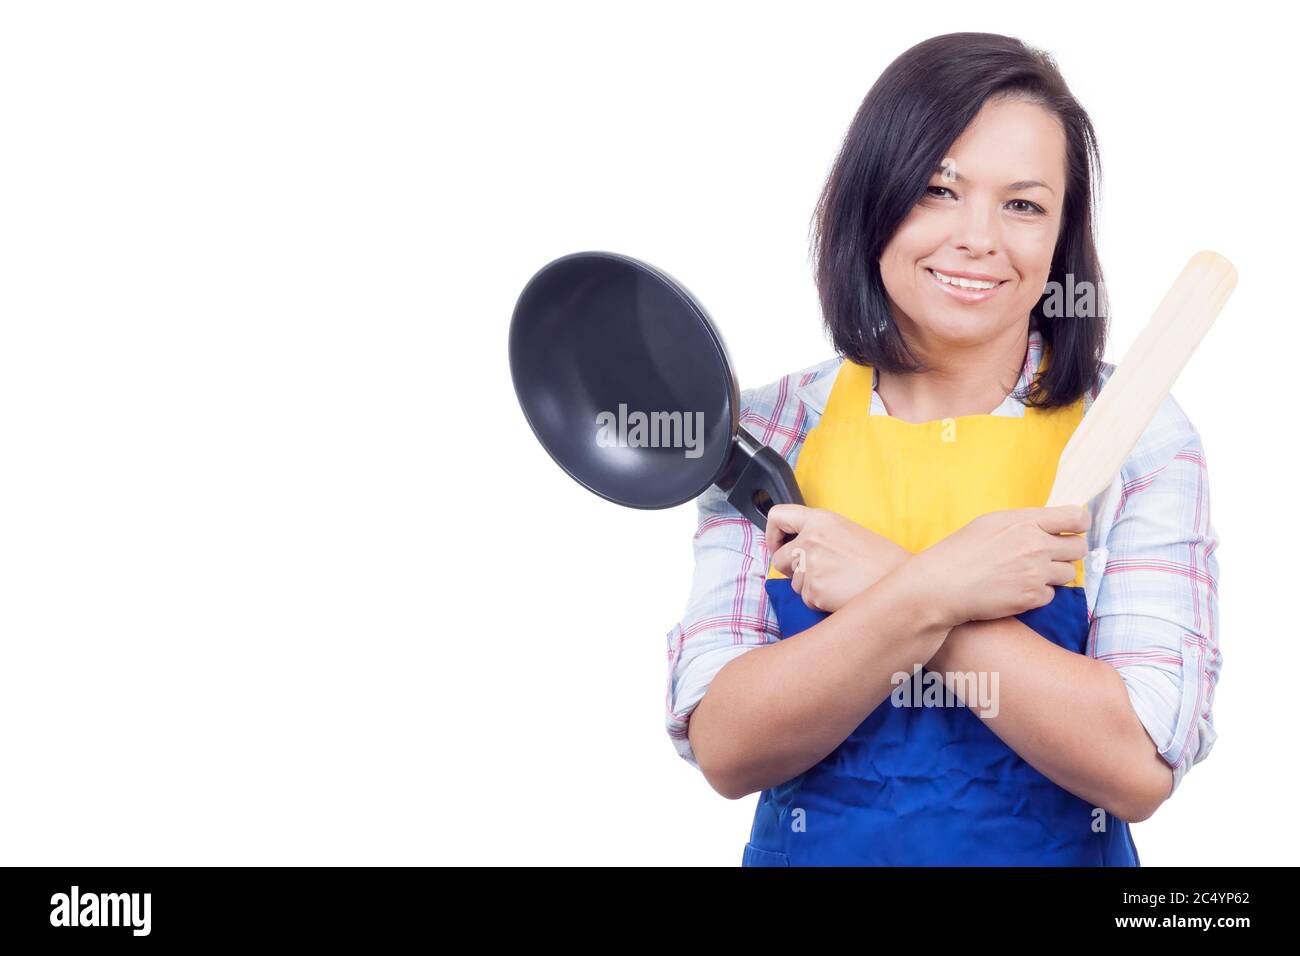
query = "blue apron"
(746, 354, 1140, 866)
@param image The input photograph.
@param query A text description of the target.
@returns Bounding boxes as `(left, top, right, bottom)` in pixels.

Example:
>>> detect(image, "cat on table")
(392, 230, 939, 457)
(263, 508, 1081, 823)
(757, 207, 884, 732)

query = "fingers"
(1033, 504, 1091, 536)
(774, 536, 810, 577)
(1047, 560, 1079, 587)
(1036, 506, 1090, 568)
(765, 504, 809, 556)
(1046, 528, 1090, 562)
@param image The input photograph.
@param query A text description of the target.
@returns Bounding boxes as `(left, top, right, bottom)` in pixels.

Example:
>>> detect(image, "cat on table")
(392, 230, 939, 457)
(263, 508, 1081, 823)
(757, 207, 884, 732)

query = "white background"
(1, 1, 1293, 865)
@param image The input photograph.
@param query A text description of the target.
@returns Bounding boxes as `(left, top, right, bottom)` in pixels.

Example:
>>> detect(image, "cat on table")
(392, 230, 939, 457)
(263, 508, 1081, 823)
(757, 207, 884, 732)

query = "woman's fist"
(765, 504, 911, 613)
(911, 505, 1091, 627)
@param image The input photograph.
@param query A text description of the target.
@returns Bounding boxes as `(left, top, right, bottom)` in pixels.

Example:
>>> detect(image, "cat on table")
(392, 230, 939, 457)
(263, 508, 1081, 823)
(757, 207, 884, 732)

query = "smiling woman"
(814, 33, 1107, 416)
(665, 32, 1221, 867)
(874, 94, 1076, 421)
(892, 97, 1064, 318)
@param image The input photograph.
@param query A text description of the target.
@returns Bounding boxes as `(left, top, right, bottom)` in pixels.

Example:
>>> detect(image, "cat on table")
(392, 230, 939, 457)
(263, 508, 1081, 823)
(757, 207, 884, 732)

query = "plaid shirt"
(665, 329, 1220, 795)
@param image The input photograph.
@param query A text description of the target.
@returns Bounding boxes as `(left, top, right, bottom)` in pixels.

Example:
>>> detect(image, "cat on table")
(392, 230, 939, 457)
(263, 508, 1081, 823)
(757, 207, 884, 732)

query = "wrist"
(928, 618, 979, 670)
(885, 553, 957, 634)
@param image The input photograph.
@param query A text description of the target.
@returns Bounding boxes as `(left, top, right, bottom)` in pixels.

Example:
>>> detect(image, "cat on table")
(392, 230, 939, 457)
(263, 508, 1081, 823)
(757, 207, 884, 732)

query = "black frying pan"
(508, 251, 803, 530)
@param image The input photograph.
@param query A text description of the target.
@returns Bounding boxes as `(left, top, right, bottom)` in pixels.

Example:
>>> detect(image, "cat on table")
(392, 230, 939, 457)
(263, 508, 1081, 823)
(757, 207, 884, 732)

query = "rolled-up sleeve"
(665, 479, 782, 770)
(1088, 432, 1221, 795)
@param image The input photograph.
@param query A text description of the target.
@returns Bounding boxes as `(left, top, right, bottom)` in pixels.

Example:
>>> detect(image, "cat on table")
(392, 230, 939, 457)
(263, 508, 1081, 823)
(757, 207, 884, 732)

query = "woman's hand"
(765, 504, 912, 613)
(912, 505, 1091, 628)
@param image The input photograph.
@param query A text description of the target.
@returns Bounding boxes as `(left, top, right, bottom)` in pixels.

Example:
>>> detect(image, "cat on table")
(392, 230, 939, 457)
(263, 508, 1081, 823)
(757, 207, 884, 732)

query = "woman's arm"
(693, 504, 1092, 799)
(923, 425, 1221, 823)
(925, 618, 1173, 823)
(688, 557, 952, 799)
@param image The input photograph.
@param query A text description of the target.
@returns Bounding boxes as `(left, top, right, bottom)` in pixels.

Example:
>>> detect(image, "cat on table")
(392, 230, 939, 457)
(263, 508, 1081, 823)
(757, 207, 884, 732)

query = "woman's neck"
(875, 326, 1030, 423)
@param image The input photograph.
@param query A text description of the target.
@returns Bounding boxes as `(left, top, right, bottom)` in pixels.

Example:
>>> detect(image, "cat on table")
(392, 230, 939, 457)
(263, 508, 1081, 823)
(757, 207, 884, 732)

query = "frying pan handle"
(715, 426, 804, 531)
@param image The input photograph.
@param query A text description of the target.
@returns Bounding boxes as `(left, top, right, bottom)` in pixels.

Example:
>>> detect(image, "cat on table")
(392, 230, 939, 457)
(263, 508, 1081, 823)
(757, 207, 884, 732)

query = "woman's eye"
(1007, 199, 1045, 215)
(925, 185, 954, 199)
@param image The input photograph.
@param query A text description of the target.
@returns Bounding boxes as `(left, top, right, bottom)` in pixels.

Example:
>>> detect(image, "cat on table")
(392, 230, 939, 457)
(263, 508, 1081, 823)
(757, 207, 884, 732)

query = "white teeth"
(930, 269, 999, 290)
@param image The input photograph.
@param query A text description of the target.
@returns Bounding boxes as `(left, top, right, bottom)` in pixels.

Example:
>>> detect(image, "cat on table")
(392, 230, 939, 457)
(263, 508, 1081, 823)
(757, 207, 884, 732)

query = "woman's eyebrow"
(1007, 178, 1054, 194)
(931, 165, 1056, 194)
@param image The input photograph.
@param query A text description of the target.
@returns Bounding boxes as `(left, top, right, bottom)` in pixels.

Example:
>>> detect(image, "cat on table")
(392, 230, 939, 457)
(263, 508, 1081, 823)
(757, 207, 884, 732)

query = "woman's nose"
(952, 200, 999, 257)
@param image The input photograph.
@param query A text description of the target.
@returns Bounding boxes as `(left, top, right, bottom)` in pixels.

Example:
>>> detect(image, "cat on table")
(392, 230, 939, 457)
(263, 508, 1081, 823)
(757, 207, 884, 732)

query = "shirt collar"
(794, 329, 1044, 421)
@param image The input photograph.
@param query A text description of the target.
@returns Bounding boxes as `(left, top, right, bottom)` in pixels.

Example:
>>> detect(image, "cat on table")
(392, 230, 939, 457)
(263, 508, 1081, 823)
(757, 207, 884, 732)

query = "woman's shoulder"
(1086, 360, 1208, 479)
(739, 355, 845, 425)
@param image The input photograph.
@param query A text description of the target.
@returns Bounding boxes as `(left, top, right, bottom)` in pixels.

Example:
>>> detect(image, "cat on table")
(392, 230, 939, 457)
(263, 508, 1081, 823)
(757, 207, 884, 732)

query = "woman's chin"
(915, 312, 1003, 347)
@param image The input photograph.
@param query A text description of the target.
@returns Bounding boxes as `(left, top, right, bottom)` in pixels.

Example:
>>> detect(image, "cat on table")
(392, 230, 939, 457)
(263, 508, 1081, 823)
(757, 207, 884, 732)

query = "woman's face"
(878, 95, 1066, 353)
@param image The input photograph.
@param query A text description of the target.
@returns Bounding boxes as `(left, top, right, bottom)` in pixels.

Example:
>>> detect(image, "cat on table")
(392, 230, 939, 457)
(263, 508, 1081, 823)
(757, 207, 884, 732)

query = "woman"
(664, 33, 1221, 866)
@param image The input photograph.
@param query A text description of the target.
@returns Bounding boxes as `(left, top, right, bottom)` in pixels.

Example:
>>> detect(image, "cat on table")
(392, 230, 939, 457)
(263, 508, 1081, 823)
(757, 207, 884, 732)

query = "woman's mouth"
(926, 268, 1008, 303)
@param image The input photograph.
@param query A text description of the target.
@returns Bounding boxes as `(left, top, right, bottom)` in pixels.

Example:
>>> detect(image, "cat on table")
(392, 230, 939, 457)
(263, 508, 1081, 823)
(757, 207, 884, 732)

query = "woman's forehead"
(941, 100, 1067, 186)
